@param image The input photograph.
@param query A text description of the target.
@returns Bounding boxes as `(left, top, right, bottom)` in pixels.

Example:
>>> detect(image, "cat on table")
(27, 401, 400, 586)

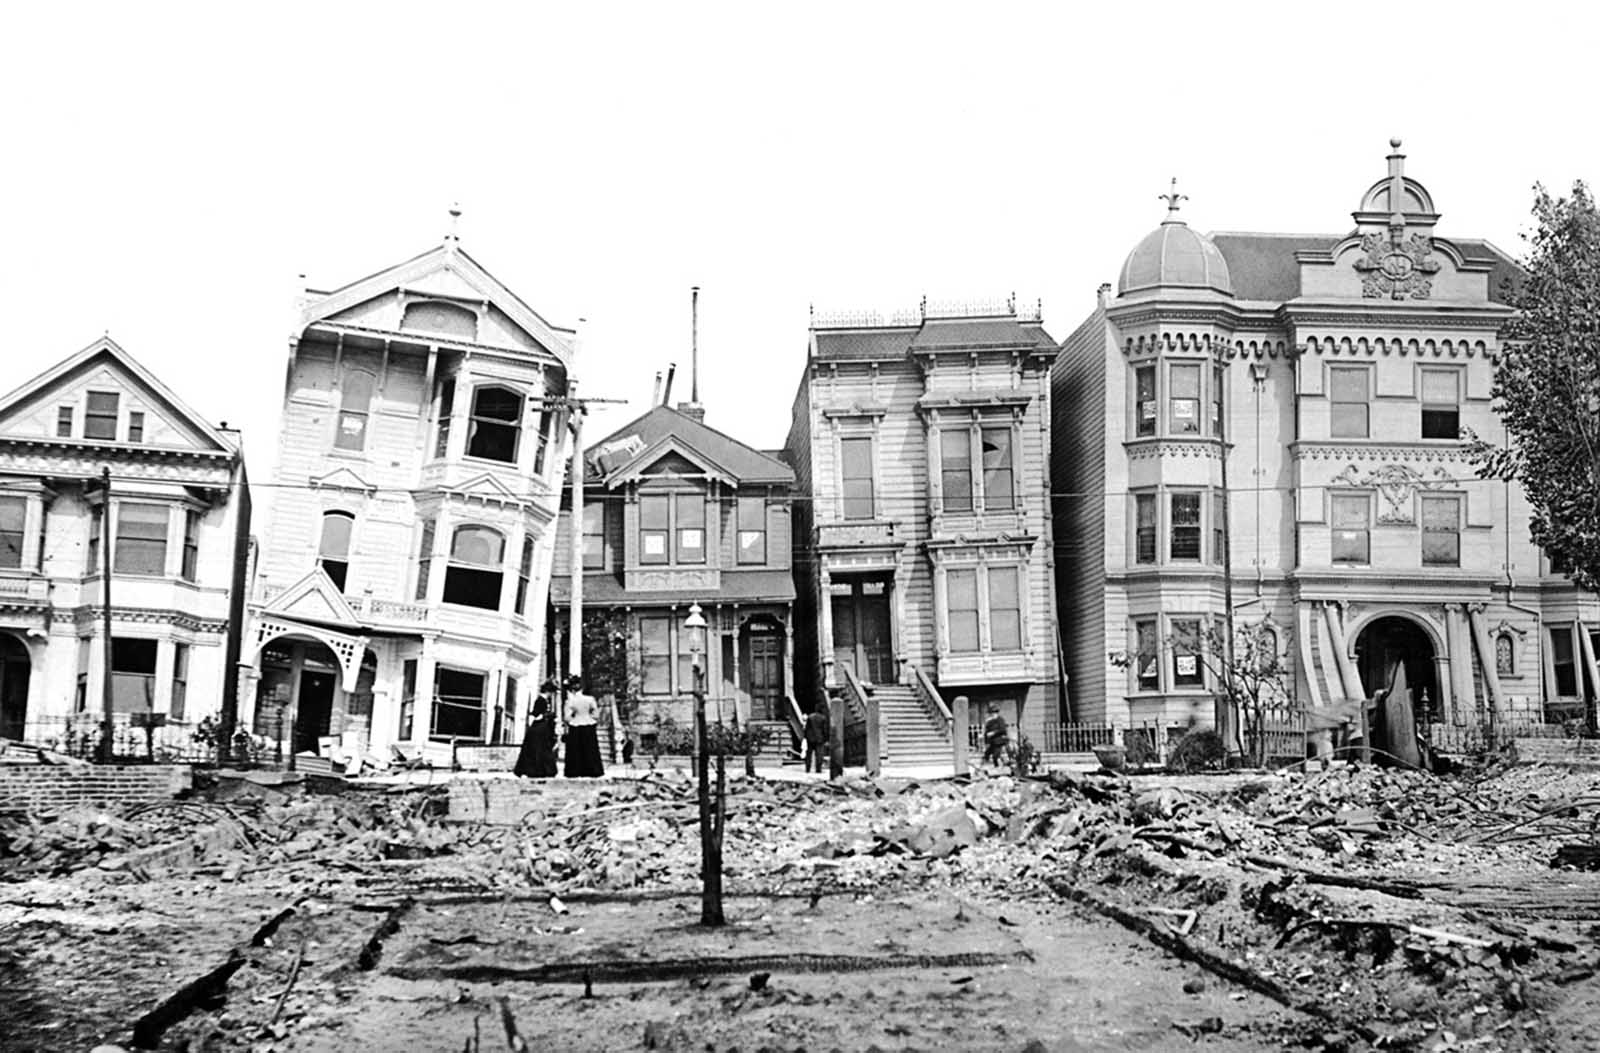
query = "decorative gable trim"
(261, 567, 362, 629)
(603, 436, 734, 488)
(309, 466, 377, 495)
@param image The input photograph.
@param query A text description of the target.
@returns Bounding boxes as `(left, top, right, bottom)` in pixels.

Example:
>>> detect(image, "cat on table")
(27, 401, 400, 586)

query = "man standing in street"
(803, 702, 829, 773)
(982, 702, 1009, 768)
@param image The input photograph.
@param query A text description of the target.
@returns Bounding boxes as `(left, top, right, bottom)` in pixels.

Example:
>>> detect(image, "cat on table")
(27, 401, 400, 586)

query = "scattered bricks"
(1512, 738, 1600, 770)
(0, 763, 192, 814)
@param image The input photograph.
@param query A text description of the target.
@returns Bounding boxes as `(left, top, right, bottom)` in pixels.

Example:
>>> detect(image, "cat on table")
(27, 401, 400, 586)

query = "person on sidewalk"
(514, 679, 559, 779)
(803, 703, 830, 773)
(982, 703, 1010, 768)
(562, 675, 605, 778)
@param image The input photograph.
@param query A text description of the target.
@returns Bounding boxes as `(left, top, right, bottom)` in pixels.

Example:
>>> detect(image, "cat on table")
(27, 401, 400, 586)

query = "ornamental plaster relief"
(1328, 463, 1454, 525)
(1353, 232, 1442, 300)
(1124, 440, 1223, 462)
(0, 451, 234, 485)
(1294, 444, 1474, 464)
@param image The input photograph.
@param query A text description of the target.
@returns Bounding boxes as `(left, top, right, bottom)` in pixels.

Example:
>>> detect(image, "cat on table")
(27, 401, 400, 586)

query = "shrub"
(1166, 729, 1225, 773)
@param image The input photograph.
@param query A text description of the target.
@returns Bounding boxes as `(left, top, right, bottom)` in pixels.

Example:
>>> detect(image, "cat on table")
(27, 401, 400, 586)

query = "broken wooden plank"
(130, 951, 246, 1049)
(357, 896, 415, 971)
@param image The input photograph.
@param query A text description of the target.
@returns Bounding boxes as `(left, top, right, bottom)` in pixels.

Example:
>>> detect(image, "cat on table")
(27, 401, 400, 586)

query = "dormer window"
(85, 392, 118, 440)
(467, 386, 520, 463)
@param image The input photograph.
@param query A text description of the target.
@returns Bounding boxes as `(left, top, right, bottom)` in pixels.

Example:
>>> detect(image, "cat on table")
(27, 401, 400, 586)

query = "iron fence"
(10, 715, 216, 763)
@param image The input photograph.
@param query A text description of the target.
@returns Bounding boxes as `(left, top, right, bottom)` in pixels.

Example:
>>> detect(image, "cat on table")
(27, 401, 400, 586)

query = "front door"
(745, 631, 784, 721)
(0, 634, 29, 742)
(831, 579, 893, 685)
(294, 671, 335, 754)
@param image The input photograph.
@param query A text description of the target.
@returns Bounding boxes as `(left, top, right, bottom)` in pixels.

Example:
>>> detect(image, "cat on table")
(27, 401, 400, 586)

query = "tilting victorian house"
(244, 230, 573, 761)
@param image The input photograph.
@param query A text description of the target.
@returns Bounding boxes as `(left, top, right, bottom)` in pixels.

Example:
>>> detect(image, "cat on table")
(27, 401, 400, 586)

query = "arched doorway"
(0, 633, 29, 741)
(253, 636, 343, 755)
(1354, 616, 1440, 724)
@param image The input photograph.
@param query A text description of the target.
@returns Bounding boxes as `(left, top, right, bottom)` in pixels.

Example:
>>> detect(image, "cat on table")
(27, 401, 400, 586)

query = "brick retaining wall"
(1512, 738, 1600, 769)
(0, 763, 192, 813)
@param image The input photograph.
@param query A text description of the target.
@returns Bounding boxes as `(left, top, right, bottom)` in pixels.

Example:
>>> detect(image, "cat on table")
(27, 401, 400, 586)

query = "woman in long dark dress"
(514, 681, 559, 778)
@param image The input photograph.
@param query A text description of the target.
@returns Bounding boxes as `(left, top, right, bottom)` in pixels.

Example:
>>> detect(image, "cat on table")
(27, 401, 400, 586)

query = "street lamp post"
(684, 603, 724, 925)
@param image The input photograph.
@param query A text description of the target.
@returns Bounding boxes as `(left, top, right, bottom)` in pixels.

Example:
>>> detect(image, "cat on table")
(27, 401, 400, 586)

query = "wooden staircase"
(874, 684, 952, 767)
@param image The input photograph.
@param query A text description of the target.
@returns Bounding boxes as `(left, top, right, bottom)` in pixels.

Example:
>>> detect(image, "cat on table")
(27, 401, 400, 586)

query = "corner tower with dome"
(1050, 143, 1589, 754)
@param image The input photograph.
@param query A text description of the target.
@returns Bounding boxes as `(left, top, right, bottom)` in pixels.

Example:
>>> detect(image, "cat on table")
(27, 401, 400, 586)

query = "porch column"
(1467, 605, 1509, 731)
(1296, 604, 1325, 713)
(414, 641, 437, 748)
(729, 609, 744, 725)
(426, 507, 452, 607)
(819, 563, 835, 689)
(783, 605, 795, 712)
(1444, 604, 1477, 726)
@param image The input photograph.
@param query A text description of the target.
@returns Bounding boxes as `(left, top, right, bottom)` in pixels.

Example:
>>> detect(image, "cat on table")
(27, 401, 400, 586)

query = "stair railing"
(783, 694, 805, 761)
(839, 667, 881, 776)
(909, 663, 954, 743)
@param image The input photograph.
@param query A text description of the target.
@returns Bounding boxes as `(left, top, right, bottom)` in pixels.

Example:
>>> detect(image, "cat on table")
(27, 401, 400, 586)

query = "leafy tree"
(1474, 182, 1600, 590)
(580, 610, 639, 723)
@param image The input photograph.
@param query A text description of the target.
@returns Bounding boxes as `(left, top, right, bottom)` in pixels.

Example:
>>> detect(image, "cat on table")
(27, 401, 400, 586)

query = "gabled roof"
(300, 241, 575, 364)
(0, 336, 236, 456)
(586, 405, 793, 487)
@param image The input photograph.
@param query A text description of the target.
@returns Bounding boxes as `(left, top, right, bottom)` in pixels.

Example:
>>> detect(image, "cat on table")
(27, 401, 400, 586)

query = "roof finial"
(1159, 177, 1187, 218)
(1386, 139, 1406, 233)
(445, 202, 462, 247)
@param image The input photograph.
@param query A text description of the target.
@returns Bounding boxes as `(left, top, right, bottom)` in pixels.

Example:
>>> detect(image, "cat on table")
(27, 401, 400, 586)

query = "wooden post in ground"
(827, 689, 844, 780)
(864, 687, 881, 777)
(952, 695, 970, 777)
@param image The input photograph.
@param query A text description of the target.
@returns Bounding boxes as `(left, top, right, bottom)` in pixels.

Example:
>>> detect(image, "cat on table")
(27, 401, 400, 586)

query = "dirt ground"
(4, 762, 1600, 1052)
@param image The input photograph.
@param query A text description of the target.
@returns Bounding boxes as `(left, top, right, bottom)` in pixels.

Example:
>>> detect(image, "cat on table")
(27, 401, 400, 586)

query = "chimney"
(1097, 282, 1112, 308)
(677, 286, 706, 421)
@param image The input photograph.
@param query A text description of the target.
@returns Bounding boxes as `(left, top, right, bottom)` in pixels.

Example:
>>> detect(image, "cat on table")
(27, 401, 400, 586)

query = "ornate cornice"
(63, 605, 228, 634)
(1292, 441, 1475, 464)
(0, 446, 235, 484)
(1125, 438, 1225, 461)
(1300, 333, 1493, 358)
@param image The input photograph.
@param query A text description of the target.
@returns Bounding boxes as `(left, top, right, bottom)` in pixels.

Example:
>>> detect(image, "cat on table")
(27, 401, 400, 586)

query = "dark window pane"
(1135, 366, 1156, 437)
(1170, 493, 1201, 561)
(85, 392, 118, 440)
(1135, 494, 1156, 564)
(0, 497, 23, 569)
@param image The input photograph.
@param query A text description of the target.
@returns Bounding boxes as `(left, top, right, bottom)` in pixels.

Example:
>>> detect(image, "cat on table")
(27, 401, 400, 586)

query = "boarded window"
(675, 493, 705, 563)
(940, 429, 972, 512)
(1169, 364, 1200, 434)
(1329, 367, 1369, 438)
(1331, 493, 1370, 564)
(988, 567, 1021, 651)
(1135, 366, 1156, 437)
(1421, 494, 1460, 566)
(85, 392, 118, 440)
(115, 503, 168, 575)
(840, 437, 874, 520)
(737, 496, 766, 564)
(639, 495, 669, 564)
(0, 497, 23, 569)
(334, 370, 375, 451)
(1135, 493, 1156, 564)
(319, 511, 354, 591)
(431, 667, 485, 740)
(1170, 492, 1201, 561)
(443, 525, 504, 609)
(947, 569, 979, 652)
(467, 386, 520, 463)
(981, 426, 1014, 510)
(1421, 368, 1460, 440)
(111, 637, 157, 713)
(640, 617, 671, 694)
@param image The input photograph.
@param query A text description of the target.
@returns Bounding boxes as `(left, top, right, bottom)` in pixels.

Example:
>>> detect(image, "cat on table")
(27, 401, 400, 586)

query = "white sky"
(3, 1, 1596, 493)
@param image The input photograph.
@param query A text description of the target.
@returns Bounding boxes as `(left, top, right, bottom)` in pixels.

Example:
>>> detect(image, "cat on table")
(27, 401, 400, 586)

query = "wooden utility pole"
(99, 467, 114, 763)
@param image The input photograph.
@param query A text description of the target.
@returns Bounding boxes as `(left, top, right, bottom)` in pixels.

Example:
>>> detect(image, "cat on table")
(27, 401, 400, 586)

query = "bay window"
(675, 494, 705, 563)
(1169, 363, 1201, 434)
(443, 524, 505, 609)
(1134, 619, 1159, 691)
(988, 567, 1022, 651)
(0, 497, 24, 569)
(1135, 365, 1156, 437)
(1171, 619, 1204, 688)
(1170, 492, 1201, 561)
(940, 429, 973, 512)
(467, 386, 521, 463)
(1134, 493, 1157, 564)
(947, 569, 979, 652)
(115, 503, 168, 575)
(942, 564, 1024, 655)
(432, 667, 486, 740)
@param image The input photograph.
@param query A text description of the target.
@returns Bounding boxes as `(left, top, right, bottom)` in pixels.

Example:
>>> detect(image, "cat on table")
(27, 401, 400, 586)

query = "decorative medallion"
(1330, 462, 1451, 524)
(1355, 232, 1440, 300)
